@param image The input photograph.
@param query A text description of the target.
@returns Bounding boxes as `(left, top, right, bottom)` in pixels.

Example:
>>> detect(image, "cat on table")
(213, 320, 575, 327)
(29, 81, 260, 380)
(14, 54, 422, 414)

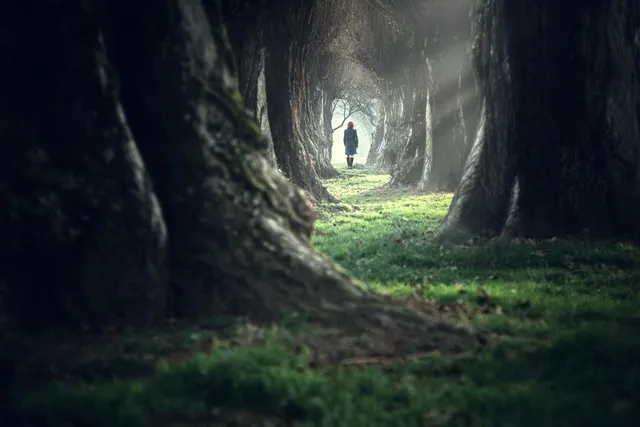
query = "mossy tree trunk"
(442, 0, 640, 239)
(221, 2, 276, 167)
(0, 1, 170, 331)
(0, 0, 485, 354)
(256, 63, 278, 167)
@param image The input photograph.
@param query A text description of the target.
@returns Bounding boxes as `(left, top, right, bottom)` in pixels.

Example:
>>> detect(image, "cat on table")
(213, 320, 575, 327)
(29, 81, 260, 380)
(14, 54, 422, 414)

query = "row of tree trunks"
(0, 0, 486, 356)
(443, 0, 640, 239)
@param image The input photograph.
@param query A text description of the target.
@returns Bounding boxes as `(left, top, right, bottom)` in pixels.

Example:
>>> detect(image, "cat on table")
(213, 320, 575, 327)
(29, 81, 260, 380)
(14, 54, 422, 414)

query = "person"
(343, 121, 358, 168)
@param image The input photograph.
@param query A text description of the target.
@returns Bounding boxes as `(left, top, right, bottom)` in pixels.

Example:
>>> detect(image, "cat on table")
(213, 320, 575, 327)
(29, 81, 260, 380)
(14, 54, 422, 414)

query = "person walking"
(343, 121, 358, 168)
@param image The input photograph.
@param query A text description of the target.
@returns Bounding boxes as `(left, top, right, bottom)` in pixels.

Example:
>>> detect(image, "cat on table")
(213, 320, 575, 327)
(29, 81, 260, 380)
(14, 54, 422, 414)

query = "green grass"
(9, 167, 640, 426)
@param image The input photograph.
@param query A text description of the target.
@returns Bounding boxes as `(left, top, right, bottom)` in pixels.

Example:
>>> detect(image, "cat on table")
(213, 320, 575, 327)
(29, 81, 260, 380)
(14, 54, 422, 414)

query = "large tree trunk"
(263, 3, 336, 199)
(0, 1, 170, 332)
(372, 88, 410, 173)
(264, 33, 332, 200)
(300, 73, 339, 179)
(0, 0, 485, 354)
(442, 0, 640, 239)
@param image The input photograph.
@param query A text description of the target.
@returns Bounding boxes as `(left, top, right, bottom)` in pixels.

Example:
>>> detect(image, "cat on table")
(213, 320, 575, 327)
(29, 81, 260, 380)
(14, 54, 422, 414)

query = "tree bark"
(0, 0, 486, 354)
(264, 33, 332, 200)
(263, 3, 336, 198)
(371, 88, 410, 173)
(442, 0, 640, 239)
(221, 4, 278, 169)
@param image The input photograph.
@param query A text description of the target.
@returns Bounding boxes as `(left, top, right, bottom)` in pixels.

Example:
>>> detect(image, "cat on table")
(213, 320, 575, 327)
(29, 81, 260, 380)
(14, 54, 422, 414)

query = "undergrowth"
(6, 167, 640, 426)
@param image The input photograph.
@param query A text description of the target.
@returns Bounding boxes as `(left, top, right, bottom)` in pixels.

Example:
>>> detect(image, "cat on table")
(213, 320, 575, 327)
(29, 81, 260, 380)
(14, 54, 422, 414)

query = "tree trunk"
(373, 88, 409, 173)
(0, 1, 169, 332)
(388, 59, 429, 187)
(322, 83, 335, 163)
(366, 103, 386, 166)
(422, 56, 475, 192)
(221, 3, 276, 167)
(264, 27, 333, 201)
(442, 0, 640, 239)
(0, 0, 486, 354)
(301, 76, 339, 179)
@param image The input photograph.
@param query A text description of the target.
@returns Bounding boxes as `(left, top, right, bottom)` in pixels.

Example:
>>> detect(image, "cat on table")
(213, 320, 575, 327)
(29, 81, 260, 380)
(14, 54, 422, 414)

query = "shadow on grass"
(13, 327, 640, 427)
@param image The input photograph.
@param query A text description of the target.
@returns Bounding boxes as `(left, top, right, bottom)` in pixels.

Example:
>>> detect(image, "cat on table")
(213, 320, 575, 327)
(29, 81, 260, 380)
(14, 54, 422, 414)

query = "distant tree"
(331, 95, 377, 133)
(387, 0, 476, 190)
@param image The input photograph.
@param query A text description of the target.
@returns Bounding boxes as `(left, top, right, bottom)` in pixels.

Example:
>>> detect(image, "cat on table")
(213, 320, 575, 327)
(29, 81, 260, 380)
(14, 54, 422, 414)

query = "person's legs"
(345, 141, 356, 168)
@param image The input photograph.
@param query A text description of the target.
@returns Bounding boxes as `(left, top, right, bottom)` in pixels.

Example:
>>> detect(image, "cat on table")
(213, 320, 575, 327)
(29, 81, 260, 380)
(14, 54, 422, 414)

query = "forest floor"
(6, 167, 640, 426)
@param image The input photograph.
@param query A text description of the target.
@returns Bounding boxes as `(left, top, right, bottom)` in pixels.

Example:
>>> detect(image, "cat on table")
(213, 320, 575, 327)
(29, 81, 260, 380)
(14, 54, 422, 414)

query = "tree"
(367, 84, 410, 172)
(332, 96, 377, 132)
(0, 0, 484, 354)
(354, 8, 415, 171)
(223, 1, 339, 196)
(442, 0, 640, 239)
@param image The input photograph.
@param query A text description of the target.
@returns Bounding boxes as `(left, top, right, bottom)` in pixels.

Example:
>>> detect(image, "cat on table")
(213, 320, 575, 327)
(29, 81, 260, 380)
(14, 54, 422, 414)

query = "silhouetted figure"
(344, 121, 358, 168)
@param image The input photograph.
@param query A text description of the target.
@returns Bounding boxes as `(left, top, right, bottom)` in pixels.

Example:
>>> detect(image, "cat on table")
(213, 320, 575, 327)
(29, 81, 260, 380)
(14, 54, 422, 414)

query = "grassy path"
(9, 168, 640, 426)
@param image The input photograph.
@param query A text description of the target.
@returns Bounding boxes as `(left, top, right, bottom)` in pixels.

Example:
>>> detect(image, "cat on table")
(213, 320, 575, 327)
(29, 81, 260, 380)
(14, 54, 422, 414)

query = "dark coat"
(344, 127, 358, 155)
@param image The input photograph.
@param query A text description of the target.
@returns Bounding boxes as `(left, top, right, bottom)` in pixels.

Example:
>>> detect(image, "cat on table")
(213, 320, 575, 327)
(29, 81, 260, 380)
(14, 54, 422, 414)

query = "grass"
(7, 167, 640, 426)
